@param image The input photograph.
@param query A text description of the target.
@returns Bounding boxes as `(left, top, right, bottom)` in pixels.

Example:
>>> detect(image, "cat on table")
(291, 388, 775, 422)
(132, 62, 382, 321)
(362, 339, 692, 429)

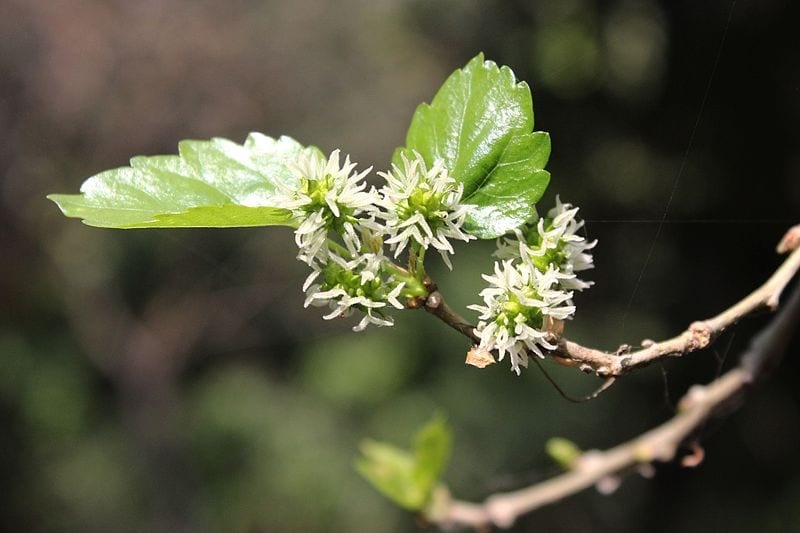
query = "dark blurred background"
(1, 0, 799, 531)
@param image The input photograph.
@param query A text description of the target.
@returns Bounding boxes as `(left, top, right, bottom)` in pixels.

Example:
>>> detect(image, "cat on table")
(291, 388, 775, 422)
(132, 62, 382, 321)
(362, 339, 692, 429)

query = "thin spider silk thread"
(620, 0, 738, 336)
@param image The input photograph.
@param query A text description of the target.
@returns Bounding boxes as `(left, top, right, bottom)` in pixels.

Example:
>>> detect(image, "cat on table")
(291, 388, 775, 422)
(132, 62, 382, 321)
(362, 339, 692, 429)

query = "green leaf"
(402, 53, 533, 194)
(411, 414, 452, 496)
(356, 415, 452, 511)
(399, 53, 552, 238)
(356, 440, 420, 511)
(463, 132, 551, 238)
(48, 133, 315, 228)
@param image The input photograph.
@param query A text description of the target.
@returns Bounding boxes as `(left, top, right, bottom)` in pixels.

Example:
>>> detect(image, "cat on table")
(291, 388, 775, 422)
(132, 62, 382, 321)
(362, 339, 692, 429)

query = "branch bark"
(423, 225, 800, 377)
(427, 271, 800, 530)
(423, 290, 480, 343)
(553, 226, 800, 376)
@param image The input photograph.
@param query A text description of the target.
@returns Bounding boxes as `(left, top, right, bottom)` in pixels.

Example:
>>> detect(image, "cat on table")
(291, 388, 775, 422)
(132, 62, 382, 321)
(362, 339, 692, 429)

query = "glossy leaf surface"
(400, 54, 551, 238)
(48, 134, 312, 228)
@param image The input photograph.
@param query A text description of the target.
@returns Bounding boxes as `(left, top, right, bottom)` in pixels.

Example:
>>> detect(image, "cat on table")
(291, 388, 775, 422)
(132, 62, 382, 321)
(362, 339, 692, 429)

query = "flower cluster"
(281, 145, 594, 345)
(470, 197, 595, 373)
(468, 262, 575, 374)
(303, 252, 405, 331)
(282, 149, 379, 266)
(377, 152, 474, 269)
(284, 148, 473, 330)
(495, 196, 596, 291)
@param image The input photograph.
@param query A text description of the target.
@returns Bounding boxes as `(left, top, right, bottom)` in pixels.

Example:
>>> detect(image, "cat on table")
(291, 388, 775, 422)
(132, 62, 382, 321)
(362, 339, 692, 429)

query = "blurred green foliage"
(357, 414, 451, 512)
(2, 0, 799, 532)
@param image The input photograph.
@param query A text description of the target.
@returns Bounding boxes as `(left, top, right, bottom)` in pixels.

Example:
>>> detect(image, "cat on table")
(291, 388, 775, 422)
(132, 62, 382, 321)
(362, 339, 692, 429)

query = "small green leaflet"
(356, 414, 452, 511)
(546, 437, 582, 470)
(397, 53, 552, 239)
(48, 134, 317, 228)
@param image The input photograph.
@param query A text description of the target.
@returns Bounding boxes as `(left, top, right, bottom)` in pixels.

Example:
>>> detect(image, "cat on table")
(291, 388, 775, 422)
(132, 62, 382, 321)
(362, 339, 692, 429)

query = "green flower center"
(496, 291, 543, 330)
(300, 175, 331, 208)
(299, 174, 355, 233)
(398, 185, 447, 224)
(319, 260, 391, 304)
(525, 219, 569, 271)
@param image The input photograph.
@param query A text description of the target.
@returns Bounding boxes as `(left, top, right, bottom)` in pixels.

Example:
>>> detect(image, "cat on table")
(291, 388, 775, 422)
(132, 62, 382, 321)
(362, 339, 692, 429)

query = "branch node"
(680, 442, 705, 468)
(637, 463, 656, 479)
(575, 449, 604, 471)
(485, 496, 517, 529)
(766, 293, 781, 310)
(425, 290, 442, 310)
(776, 224, 800, 254)
(595, 475, 621, 495)
(596, 366, 612, 377)
(688, 321, 713, 350)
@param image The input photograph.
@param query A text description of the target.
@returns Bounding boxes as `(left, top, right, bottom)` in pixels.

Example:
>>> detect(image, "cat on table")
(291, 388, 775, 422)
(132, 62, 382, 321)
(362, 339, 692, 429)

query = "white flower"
(294, 210, 329, 265)
(302, 251, 405, 331)
(468, 260, 575, 374)
(495, 196, 596, 291)
(279, 149, 380, 265)
(377, 151, 474, 269)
